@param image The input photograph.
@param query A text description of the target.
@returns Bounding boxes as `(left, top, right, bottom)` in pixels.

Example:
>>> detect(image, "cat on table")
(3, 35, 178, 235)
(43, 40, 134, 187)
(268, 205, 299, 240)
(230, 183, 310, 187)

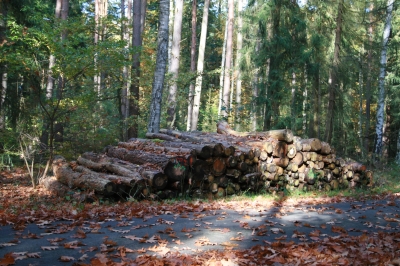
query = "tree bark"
(190, 0, 210, 131)
(128, 0, 144, 138)
(235, 0, 243, 130)
(54, 161, 116, 197)
(94, 0, 108, 95)
(166, 0, 184, 128)
(221, 0, 234, 119)
(186, 0, 197, 131)
(76, 156, 145, 184)
(218, 19, 228, 118)
(324, 0, 343, 143)
(217, 120, 293, 142)
(374, 0, 394, 162)
(121, 0, 132, 141)
(147, 0, 169, 133)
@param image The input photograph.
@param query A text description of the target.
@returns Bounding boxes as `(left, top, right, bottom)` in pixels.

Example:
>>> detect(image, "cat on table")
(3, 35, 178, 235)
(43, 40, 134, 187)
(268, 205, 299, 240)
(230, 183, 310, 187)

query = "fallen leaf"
(146, 235, 158, 243)
(59, 256, 75, 262)
(78, 254, 88, 261)
(41, 246, 59, 251)
(26, 252, 41, 258)
(0, 253, 15, 266)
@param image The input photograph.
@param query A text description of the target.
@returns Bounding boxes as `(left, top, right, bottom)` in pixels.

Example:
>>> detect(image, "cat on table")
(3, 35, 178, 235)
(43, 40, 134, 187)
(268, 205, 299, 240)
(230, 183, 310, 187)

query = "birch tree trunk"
(190, 0, 210, 131)
(46, 0, 62, 100)
(324, 0, 343, 143)
(167, 0, 174, 72)
(166, 0, 184, 129)
(147, 0, 169, 133)
(221, 0, 234, 119)
(374, 0, 394, 162)
(235, 0, 243, 131)
(186, 0, 197, 131)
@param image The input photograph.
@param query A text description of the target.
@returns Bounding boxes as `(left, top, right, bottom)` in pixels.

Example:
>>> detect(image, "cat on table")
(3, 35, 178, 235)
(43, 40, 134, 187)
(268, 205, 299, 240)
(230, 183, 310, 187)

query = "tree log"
(212, 157, 226, 176)
(320, 142, 332, 155)
(106, 146, 170, 170)
(163, 156, 190, 182)
(299, 138, 322, 152)
(54, 162, 116, 196)
(273, 141, 288, 158)
(145, 132, 179, 141)
(40, 176, 70, 197)
(287, 144, 297, 159)
(217, 120, 294, 142)
(76, 157, 145, 183)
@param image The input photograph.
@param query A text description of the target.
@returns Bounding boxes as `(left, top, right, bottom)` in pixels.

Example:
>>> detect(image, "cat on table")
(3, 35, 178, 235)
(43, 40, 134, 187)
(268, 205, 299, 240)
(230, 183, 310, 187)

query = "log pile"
(52, 121, 373, 200)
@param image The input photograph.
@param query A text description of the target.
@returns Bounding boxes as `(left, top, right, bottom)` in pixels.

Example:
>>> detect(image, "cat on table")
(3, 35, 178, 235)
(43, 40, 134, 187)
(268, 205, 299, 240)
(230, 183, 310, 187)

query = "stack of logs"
(51, 121, 373, 200)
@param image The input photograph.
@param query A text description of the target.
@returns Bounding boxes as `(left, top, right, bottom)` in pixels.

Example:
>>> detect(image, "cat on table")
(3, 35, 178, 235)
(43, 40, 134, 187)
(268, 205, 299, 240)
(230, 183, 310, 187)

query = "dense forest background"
(0, 0, 399, 172)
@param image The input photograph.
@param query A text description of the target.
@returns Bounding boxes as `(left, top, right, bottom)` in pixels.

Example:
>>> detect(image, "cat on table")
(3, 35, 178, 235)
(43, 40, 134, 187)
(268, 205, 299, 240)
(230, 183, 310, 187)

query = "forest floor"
(1, 168, 400, 265)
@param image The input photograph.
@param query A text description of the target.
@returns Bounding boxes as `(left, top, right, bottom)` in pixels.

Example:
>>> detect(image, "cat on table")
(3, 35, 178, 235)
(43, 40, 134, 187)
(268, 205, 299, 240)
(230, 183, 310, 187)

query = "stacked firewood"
(51, 121, 373, 200)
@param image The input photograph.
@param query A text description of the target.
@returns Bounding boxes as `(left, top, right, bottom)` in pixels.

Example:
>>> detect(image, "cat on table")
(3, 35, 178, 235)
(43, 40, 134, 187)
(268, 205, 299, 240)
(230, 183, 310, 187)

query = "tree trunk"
(0, 71, 6, 130)
(218, 19, 228, 118)
(94, 0, 108, 95)
(166, 0, 184, 129)
(221, 0, 234, 119)
(324, 0, 343, 143)
(0, 1, 6, 130)
(54, 161, 116, 197)
(396, 131, 400, 165)
(263, 0, 281, 130)
(128, 0, 144, 138)
(364, 3, 374, 157)
(217, 120, 293, 142)
(147, 0, 170, 133)
(121, 0, 132, 141)
(374, 0, 394, 163)
(190, 0, 210, 131)
(45, 0, 62, 100)
(235, 0, 243, 131)
(186, 0, 197, 131)
(76, 156, 145, 185)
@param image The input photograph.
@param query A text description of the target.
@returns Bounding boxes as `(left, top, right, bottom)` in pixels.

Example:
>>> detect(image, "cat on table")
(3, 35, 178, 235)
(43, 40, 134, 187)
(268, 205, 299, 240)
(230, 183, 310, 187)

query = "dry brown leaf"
(0, 253, 15, 266)
(59, 256, 75, 262)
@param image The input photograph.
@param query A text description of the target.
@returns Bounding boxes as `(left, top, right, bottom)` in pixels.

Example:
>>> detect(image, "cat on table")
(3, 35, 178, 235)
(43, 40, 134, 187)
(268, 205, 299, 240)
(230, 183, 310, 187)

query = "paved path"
(1, 196, 399, 265)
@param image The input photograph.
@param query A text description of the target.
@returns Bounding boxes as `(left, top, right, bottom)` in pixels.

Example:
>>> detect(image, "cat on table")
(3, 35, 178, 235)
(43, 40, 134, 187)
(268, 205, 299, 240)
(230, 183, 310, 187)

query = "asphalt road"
(1, 196, 400, 265)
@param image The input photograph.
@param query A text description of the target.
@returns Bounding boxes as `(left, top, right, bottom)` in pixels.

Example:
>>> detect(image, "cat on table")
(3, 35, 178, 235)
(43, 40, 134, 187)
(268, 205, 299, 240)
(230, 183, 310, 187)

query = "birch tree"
(190, 0, 210, 131)
(166, 0, 184, 129)
(374, 0, 394, 162)
(147, 0, 169, 133)
(46, 0, 62, 100)
(221, 0, 234, 119)
(186, 0, 197, 131)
